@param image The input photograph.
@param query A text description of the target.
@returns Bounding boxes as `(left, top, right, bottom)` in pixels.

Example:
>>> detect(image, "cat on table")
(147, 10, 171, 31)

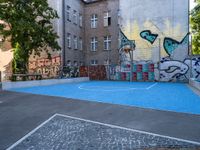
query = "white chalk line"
(78, 83, 158, 92)
(7, 113, 200, 150)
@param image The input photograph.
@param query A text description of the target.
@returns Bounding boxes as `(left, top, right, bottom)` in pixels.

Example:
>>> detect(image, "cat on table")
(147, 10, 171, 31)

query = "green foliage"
(12, 43, 27, 74)
(0, 0, 61, 73)
(191, 0, 200, 55)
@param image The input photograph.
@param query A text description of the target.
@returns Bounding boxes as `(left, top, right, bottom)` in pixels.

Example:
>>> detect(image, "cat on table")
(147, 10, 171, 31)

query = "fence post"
(87, 65, 90, 79)
(158, 38, 161, 82)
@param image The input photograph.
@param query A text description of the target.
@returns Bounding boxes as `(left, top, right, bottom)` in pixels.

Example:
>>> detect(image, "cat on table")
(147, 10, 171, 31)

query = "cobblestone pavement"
(10, 115, 200, 150)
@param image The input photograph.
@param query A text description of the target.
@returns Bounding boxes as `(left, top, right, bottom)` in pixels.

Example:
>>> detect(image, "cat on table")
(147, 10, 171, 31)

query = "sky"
(190, 0, 197, 10)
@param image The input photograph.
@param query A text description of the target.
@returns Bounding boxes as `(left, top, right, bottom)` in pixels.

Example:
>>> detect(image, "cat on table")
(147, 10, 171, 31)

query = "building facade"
(83, 0, 119, 66)
(1, 0, 193, 82)
(62, 0, 119, 66)
(63, 0, 85, 67)
(119, 0, 190, 82)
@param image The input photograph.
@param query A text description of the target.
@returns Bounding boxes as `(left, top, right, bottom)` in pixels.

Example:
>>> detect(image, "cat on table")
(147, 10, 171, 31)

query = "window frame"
(90, 59, 98, 66)
(67, 33, 71, 48)
(79, 14, 83, 27)
(79, 37, 83, 51)
(104, 11, 111, 27)
(91, 14, 98, 29)
(74, 35, 78, 50)
(73, 10, 78, 25)
(104, 36, 111, 50)
(90, 37, 98, 51)
(66, 6, 71, 22)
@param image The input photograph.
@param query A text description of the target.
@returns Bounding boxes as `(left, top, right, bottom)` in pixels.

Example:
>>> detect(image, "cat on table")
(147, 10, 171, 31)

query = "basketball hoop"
(123, 44, 135, 53)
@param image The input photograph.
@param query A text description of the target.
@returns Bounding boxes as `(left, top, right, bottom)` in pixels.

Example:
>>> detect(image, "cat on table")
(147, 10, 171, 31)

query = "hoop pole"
(190, 35, 193, 79)
(130, 40, 134, 82)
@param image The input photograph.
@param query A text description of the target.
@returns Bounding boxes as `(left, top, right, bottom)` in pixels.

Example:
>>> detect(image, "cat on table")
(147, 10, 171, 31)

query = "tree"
(191, 0, 200, 55)
(0, 0, 61, 74)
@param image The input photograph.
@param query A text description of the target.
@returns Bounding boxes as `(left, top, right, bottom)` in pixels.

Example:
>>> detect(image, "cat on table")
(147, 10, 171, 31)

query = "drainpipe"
(62, 0, 66, 68)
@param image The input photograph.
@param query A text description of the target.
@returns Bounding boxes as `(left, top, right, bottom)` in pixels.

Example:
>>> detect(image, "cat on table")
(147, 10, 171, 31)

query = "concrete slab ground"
(0, 90, 200, 149)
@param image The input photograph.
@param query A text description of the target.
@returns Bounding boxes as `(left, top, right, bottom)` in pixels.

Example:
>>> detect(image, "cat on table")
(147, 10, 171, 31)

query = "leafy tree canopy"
(191, 0, 200, 55)
(0, 0, 61, 73)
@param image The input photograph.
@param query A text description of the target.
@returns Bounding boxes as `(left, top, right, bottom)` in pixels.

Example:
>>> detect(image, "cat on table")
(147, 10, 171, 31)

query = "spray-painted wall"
(119, 0, 190, 82)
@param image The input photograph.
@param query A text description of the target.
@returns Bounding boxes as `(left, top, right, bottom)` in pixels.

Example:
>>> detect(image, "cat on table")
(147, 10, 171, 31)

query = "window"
(67, 33, 71, 48)
(104, 59, 111, 65)
(73, 10, 77, 25)
(91, 37, 98, 51)
(74, 36, 78, 50)
(104, 11, 111, 27)
(79, 14, 83, 27)
(91, 14, 98, 28)
(91, 60, 98, 66)
(104, 36, 111, 50)
(80, 61, 83, 66)
(74, 61, 78, 66)
(79, 37, 83, 50)
(67, 60, 71, 66)
(66, 6, 71, 21)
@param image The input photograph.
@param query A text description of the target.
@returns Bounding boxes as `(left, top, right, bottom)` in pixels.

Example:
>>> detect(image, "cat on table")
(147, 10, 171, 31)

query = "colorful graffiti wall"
(119, 0, 190, 82)
(80, 65, 107, 80)
(29, 55, 61, 79)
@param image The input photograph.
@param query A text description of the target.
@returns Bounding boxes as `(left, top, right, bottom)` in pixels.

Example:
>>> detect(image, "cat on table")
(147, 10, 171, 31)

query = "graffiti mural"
(140, 30, 158, 44)
(163, 33, 189, 56)
(119, 0, 190, 82)
(109, 63, 155, 81)
(29, 56, 61, 79)
(62, 66, 79, 78)
(155, 58, 189, 82)
(119, 30, 135, 64)
(80, 65, 107, 80)
(184, 57, 200, 80)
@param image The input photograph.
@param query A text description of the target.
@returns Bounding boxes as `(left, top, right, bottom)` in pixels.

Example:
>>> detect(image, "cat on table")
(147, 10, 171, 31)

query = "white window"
(73, 10, 77, 25)
(91, 14, 98, 28)
(104, 36, 111, 50)
(67, 33, 71, 48)
(74, 36, 78, 49)
(66, 6, 71, 21)
(79, 14, 83, 27)
(79, 37, 83, 50)
(104, 11, 111, 27)
(91, 37, 98, 51)
(104, 59, 111, 65)
(91, 60, 98, 65)
(67, 60, 71, 66)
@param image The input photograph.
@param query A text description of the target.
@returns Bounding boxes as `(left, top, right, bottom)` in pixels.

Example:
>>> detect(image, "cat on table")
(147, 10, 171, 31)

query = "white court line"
(146, 83, 158, 90)
(78, 85, 144, 91)
(7, 114, 58, 150)
(78, 83, 158, 92)
(7, 113, 200, 150)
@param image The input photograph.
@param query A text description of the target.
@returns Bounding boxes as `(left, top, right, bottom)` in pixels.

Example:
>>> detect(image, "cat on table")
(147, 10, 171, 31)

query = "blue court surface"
(9, 81, 200, 115)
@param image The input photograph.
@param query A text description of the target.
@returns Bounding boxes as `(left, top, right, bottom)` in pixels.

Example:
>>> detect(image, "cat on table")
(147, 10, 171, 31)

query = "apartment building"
(84, 0, 119, 66)
(63, 0, 119, 66)
(63, 0, 85, 67)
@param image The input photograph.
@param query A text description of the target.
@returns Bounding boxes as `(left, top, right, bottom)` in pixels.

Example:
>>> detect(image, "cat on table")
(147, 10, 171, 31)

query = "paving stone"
(11, 115, 200, 150)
